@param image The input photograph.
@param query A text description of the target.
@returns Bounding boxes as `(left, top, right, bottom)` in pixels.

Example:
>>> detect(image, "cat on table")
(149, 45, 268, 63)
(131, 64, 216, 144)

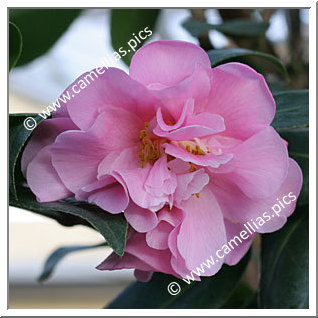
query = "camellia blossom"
(22, 40, 303, 281)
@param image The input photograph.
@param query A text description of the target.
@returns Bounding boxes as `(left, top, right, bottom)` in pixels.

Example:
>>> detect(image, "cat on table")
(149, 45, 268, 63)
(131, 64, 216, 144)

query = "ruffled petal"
(77, 175, 129, 214)
(150, 63, 212, 119)
(211, 158, 303, 233)
(65, 67, 158, 131)
(164, 143, 233, 168)
(154, 99, 225, 141)
(51, 114, 110, 193)
(98, 232, 176, 276)
(21, 118, 77, 176)
(225, 126, 289, 199)
(207, 62, 276, 140)
(26, 145, 72, 202)
(124, 202, 158, 233)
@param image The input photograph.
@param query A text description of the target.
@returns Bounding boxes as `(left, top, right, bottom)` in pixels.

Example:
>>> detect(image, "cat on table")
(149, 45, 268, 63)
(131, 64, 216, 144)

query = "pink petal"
(211, 158, 303, 233)
(99, 148, 173, 212)
(97, 251, 154, 272)
(124, 202, 158, 233)
(134, 270, 153, 282)
(130, 40, 211, 88)
(98, 232, 177, 276)
(65, 67, 158, 131)
(21, 118, 77, 176)
(149, 63, 211, 119)
(154, 100, 225, 141)
(144, 156, 177, 198)
(207, 62, 276, 140)
(173, 168, 210, 206)
(91, 107, 143, 151)
(226, 126, 289, 199)
(77, 176, 129, 214)
(164, 143, 233, 168)
(223, 219, 255, 266)
(26, 145, 72, 202)
(146, 220, 173, 250)
(177, 188, 227, 276)
(51, 114, 110, 193)
(154, 101, 190, 132)
(145, 206, 183, 250)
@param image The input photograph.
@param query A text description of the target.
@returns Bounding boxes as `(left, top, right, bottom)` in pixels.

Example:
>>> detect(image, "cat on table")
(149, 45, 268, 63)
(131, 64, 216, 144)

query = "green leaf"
(10, 186, 128, 256)
(260, 205, 309, 308)
(9, 9, 81, 66)
(221, 282, 256, 309)
(110, 9, 159, 65)
(272, 90, 309, 131)
(38, 242, 107, 282)
(208, 48, 288, 78)
(9, 113, 45, 200)
(107, 252, 250, 309)
(183, 19, 269, 38)
(279, 129, 309, 205)
(9, 21, 23, 71)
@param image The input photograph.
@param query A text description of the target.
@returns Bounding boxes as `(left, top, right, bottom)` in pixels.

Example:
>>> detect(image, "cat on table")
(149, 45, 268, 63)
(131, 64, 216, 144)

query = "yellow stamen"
(138, 123, 162, 167)
(189, 163, 197, 173)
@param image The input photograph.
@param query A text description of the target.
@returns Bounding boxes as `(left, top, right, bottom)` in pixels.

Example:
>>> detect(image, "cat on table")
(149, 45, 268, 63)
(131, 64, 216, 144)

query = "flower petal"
(164, 143, 233, 168)
(21, 118, 77, 176)
(211, 158, 303, 233)
(150, 63, 212, 119)
(177, 188, 227, 276)
(65, 67, 158, 131)
(207, 62, 276, 140)
(223, 219, 255, 266)
(124, 202, 158, 233)
(146, 220, 173, 250)
(51, 114, 109, 193)
(26, 145, 72, 202)
(77, 176, 129, 214)
(130, 40, 211, 88)
(98, 232, 176, 276)
(226, 126, 289, 199)
(134, 270, 153, 282)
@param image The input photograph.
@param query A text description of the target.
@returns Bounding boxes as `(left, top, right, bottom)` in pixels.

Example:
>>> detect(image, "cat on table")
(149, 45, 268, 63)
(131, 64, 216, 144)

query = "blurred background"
(9, 8, 309, 308)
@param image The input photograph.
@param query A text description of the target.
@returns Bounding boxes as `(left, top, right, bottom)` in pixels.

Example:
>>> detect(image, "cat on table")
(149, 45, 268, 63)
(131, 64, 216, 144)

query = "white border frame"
(3, 1, 316, 316)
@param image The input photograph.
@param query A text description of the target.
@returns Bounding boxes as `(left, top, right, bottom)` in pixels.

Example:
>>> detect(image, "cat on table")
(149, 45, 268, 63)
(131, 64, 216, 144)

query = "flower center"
(138, 122, 162, 168)
(178, 139, 209, 156)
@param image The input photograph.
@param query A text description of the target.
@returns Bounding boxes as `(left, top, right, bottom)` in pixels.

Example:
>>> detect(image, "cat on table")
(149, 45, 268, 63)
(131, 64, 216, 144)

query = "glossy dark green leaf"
(260, 205, 309, 308)
(110, 9, 159, 65)
(208, 48, 288, 77)
(9, 9, 81, 66)
(9, 21, 23, 71)
(221, 282, 256, 309)
(9, 113, 45, 200)
(279, 129, 309, 205)
(107, 252, 250, 309)
(10, 186, 128, 256)
(272, 90, 309, 131)
(38, 242, 107, 282)
(183, 19, 269, 38)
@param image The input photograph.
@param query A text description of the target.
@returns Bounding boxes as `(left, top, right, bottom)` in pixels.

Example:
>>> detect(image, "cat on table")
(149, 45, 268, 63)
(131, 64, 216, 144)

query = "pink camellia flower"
(22, 40, 303, 281)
